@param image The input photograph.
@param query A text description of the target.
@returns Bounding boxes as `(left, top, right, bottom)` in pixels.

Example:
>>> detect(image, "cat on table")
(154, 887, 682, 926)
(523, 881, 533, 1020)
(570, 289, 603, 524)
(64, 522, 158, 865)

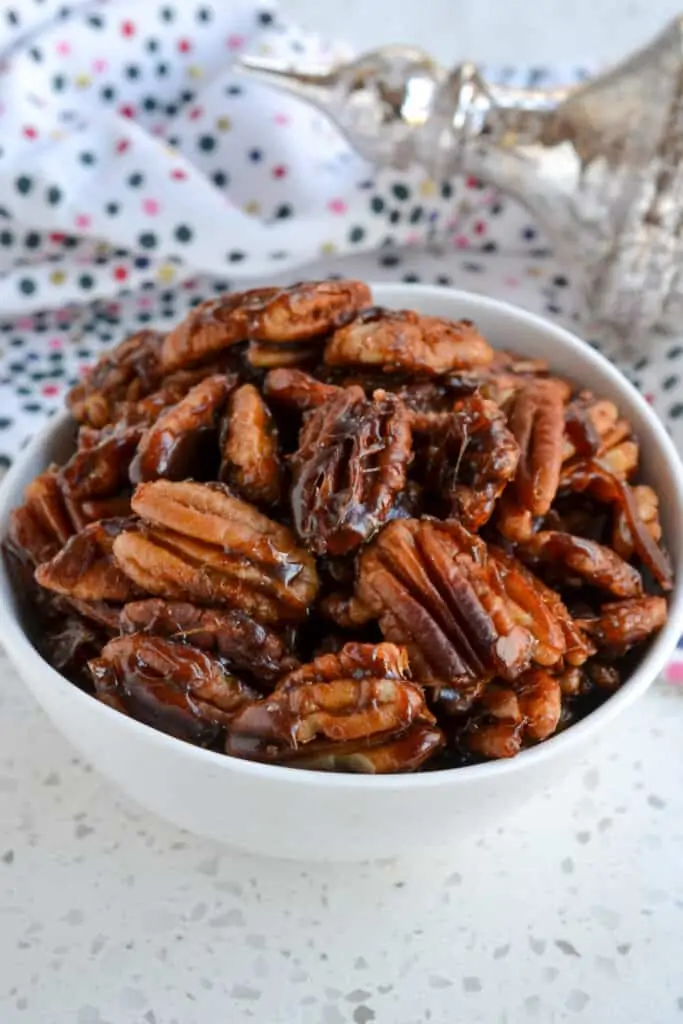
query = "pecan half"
(273, 723, 445, 773)
(276, 642, 411, 690)
(521, 530, 643, 598)
(576, 596, 667, 655)
(413, 395, 520, 530)
(264, 368, 341, 411)
(612, 485, 662, 559)
(219, 383, 282, 505)
(35, 517, 141, 603)
(354, 518, 548, 684)
(6, 468, 76, 566)
(60, 425, 143, 500)
(121, 598, 297, 686)
(130, 374, 231, 483)
(508, 378, 567, 517)
(89, 634, 257, 745)
(67, 330, 164, 428)
(290, 387, 412, 555)
(113, 480, 318, 622)
(226, 640, 436, 770)
(465, 668, 562, 758)
(324, 308, 494, 375)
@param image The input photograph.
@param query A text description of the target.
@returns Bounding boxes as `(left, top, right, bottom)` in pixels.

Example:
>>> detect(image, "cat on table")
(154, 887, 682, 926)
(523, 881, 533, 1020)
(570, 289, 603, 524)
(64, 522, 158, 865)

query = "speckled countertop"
(3, 648, 683, 1024)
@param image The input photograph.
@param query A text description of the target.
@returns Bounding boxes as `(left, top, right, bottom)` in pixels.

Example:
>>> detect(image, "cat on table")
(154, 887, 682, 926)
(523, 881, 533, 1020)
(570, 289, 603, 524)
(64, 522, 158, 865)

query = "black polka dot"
(392, 183, 410, 201)
(663, 374, 679, 391)
(127, 172, 144, 188)
(22, 403, 42, 414)
(490, 202, 503, 215)
(388, 210, 401, 225)
(402, 273, 419, 283)
(79, 151, 96, 165)
(633, 356, 649, 371)
(226, 85, 242, 97)
(160, 6, 176, 21)
(258, 10, 274, 24)
(269, 251, 287, 260)
(227, 251, 245, 262)
(25, 232, 41, 249)
(349, 226, 365, 244)
(409, 205, 424, 224)
(9, 337, 23, 348)
(19, 279, 36, 295)
(52, 74, 66, 91)
(546, 303, 561, 315)
(0, 456, 10, 470)
(669, 402, 683, 418)
(105, 202, 120, 216)
(16, 175, 33, 195)
(101, 85, 116, 102)
(199, 135, 216, 152)
(248, 148, 262, 162)
(0, 230, 13, 246)
(174, 224, 193, 243)
(370, 196, 384, 214)
(28, 46, 42, 61)
(197, 5, 212, 20)
(156, 62, 169, 77)
(165, 104, 178, 117)
(667, 345, 683, 360)
(180, 90, 195, 104)
(46, 185, 62, 205)
(553, 274, 569, 287)
(137, 312, 153, 323)
(125, 64, 141, 80)
(482, 241, 498, 253)
(380, 253, 400, 268)
(87, 13, 104, 27)
(0, 416, 12, 429)
(522, 226, 536, 240)
(6, 9, 19, 25)
(463, 262, 484, 273)
(436, 275, 452, 286)
(79, 274, 94, 290)
(441, 182, 453, 199)
(145, 37, 160, 52)
(142, 96, 157, 112)
(9, 362, 25, 373)
(62, 237, 78, 249)
(138, 233, 157, 250)
(212, 170, 229, 187)
(275, 203, 292, 219)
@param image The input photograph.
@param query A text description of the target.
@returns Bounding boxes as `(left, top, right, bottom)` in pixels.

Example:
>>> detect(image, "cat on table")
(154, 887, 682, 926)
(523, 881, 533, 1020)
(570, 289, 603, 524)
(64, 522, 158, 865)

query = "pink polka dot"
(48, 338, 63, 351)
(78, 364, 92, 377)
(327, 198, 347, 215)
(119, 105, 135, 119)
(504, 276, 520, 288)
(665, 661, 683, 683)
(75, 214, 91, 230)
(645, 393, 655, 404)
(405, 232, 421, 246)
(273, 113, 290, 126)
(474, 221, 486, 235)
(171, 168, 187, 180)
(56, 41, 71, 56)
(454, 235, 470, 248)
(42, 385, 59, 397)
(466, 176, 481, 189)
(137, 296, 153, 310)
(56, 310, 72, 325)
(16, 317, 33, 330)
(23, 126, 37, 140)
(272, 164, 287, 179)
(106, 303, 120, 316)
(92, 58, 108, 73)
(142, 198, 160, 216)
(151, 124, 165, 136)
(226, 34, 245, 50)
(177, 38, 192, 53)
(116, 138, 130, 154)
(189, 106, 203, 121)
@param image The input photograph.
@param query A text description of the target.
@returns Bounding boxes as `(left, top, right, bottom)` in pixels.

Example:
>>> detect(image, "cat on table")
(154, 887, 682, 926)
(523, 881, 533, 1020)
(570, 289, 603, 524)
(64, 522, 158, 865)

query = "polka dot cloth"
(0, 7, 680, 674)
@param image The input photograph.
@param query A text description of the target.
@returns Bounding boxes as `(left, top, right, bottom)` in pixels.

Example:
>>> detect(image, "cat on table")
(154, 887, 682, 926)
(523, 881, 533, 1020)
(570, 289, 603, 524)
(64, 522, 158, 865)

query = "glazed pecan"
(130, 374, 231, 483)
(60, 425, 143, 500)
(324, 308, 494, 375)
(273, 723, 445, 773)
(576, 596, 667, 655)
(246, 340, 321, 369)
(612, 484, 662, 559)
(89, 634, 257, 745)
(563, 392, 621, 460)
(354, 518, 562, 684)
(465, 668, 562, 759)
(219, 383, 282, 505)
(290, 387, 412, 555)
(161, 280, 370, 372)
(413, 395, 520, 530)
(113, 480, 319, 622)
(35, 517, 141, 603)
(521, 530, 643, 598)
(121, 598, 297, 686)
(67, 330, 164, 428)
(508, 377, 567, 517)
(226, 640, 438, 771)
(263, 367, 340, 411)
(6, 468, 76, 566)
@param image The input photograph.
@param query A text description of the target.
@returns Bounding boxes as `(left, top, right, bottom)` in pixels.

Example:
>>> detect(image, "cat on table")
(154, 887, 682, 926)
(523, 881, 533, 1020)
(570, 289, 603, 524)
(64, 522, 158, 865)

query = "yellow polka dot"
(526, 265, 542, 278)
(419, 178, 436, 198)
(165, 145, 178, 158)
(258, 43, 273, 55)
(187, 65, 204, 80)
(75, 74, 92, 90)
(243, 200, 261, 216)
(320, 241, 336, 255)
(50, 270, 66, 285)
(216, 116, 232, 132)
(50, 130, 65, 141)
(157, 264, 176, 283)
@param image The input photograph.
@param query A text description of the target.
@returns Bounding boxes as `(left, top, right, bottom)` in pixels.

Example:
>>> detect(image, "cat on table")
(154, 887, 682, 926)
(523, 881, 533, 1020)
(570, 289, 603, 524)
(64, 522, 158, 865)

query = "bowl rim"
(2, 282, 683, 792)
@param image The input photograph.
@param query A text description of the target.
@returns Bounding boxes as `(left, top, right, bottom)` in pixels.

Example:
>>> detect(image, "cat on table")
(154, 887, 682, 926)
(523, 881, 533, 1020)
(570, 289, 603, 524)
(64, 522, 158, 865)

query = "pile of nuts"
(4, 280, 672, 773)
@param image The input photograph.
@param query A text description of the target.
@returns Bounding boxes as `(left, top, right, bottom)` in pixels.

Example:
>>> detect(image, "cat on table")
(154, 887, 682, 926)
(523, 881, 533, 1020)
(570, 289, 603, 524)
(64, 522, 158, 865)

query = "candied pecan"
(243, 279, 371, 342)
(563, 392, 623, 460)
(219, 383, 282, 505)
(226, 640, 436, 769)
(324, 308, 494, 376)
(465, 669, 562, 758)
(246, 340, 321, 369)
(113, 480, 318, 622)
(516, 669, 562, 741)
(67, 330, 163, 428)
(508, 377, 567, 517)
(160, 289, 276, 372)
(38, 614, 108, 689)
(521, 530, 643, 598)
(576, 596, 667, 655)
(6, 468, 76, 566)
(263, 368, 341, 411)
(413, 395, 519, 530)
(290, 387, 412, 555)
(274, 723, 444, 773)
(130, 374, 231, 483)
(60, 425, 143, 500)
(78, 494, 133, 524)
(598, 440, 638, 480)
(612, 484, 662, 559)
(121, 598, 297, 685)
(560, 460, 673, 590)
(90, 634, 257, 745)
(35, 517, 142, 603)
(354, 519, 546, 684)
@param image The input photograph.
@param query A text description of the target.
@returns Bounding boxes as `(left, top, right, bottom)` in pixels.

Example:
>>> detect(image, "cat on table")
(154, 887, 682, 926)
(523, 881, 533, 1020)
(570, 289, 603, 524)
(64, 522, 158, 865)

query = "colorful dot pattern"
(0, 6, 680, 678)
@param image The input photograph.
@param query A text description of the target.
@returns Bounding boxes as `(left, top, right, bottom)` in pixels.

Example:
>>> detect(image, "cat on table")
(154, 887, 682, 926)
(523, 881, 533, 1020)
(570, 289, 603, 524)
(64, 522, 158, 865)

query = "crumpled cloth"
(0, 2, 680, 678)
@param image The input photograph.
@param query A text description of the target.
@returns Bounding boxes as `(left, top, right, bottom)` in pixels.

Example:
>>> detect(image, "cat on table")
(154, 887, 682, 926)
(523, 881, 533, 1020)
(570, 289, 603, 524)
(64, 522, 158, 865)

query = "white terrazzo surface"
(2, 652, 683, 1024)
(4, 1, 683, 1021)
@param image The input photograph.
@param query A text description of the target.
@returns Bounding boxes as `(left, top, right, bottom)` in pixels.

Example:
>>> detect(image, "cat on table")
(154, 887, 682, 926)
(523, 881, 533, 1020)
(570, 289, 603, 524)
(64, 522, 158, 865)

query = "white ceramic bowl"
(2, 285, 682, 862)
